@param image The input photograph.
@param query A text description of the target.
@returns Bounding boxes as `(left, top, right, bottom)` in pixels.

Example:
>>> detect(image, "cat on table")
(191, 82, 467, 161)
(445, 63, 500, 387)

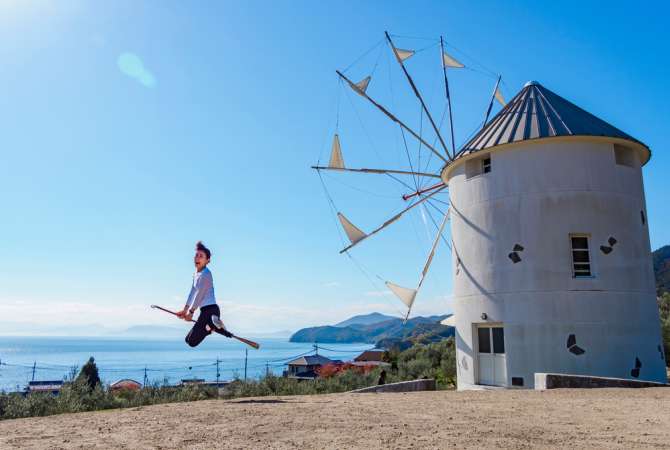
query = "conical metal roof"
(459, 81, 649, 159)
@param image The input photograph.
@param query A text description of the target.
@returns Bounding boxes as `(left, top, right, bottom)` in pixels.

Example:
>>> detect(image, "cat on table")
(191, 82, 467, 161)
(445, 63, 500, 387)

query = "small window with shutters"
(482, 157, 491, 174)
(570, 234, 592, 278)
(466, 154, 492, 179)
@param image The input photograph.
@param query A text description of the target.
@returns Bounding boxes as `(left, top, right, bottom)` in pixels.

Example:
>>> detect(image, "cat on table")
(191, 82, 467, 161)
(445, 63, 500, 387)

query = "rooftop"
(354, 350, 386, 362)
(286, 355, 335, 366)
(459, 81, 649, 162)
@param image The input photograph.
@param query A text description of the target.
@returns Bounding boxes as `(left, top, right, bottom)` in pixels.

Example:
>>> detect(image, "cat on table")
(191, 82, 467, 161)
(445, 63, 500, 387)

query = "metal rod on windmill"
(483, 75, 505, 128)
(453, 75, 505, 160)
(312, 134, 440, 178)
(440, 36, 465, 159)
(335, 70, 448, 164)
(386, 210, 450, 322)
(338, 184, 448, 254)
(385, 31, 453, 161)
(312, 165, 441, 178)
(402, 181, 445, 201)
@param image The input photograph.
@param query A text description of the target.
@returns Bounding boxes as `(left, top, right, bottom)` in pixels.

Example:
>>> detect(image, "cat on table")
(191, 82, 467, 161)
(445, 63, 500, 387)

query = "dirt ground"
(2, 388, 670, 449)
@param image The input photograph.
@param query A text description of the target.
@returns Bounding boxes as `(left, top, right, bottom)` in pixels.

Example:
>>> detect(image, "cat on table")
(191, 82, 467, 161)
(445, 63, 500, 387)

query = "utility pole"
(32, 361, 36, 381)
(244, 349, 248, 382)
(143, 366, 148, 387)
(216, 358, 220, 384)
(265, 362, 269, 378)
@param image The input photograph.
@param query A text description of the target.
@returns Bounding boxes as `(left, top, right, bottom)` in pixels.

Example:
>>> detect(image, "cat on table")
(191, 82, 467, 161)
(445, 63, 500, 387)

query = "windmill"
(312, 32, 505, 321)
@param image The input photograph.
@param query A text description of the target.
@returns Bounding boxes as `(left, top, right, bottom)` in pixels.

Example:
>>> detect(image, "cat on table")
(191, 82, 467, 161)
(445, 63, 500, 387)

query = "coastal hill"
(289, 314, 453, 348)
(334, 312, 396, 327)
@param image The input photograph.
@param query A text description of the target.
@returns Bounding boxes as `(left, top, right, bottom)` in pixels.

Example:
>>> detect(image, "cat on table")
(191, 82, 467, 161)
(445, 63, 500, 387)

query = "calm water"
(0, 336, 373, 392)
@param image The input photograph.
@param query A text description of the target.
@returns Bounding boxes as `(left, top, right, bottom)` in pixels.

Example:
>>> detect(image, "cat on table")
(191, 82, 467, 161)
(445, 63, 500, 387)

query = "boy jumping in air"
(177, 241, 232, 347)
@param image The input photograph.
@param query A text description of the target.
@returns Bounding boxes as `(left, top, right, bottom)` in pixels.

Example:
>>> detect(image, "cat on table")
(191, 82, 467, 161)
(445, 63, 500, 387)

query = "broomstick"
(150, 305, 260, 349)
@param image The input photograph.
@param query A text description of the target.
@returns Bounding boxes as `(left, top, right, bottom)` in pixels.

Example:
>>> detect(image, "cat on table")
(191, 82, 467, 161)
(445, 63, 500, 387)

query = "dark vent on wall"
(631, 357, 642, 378)
(512, 377, 524, 387)
(567, 334, 585, 355)
(600, 236, 617, 255)
(508, 244, 524, 263)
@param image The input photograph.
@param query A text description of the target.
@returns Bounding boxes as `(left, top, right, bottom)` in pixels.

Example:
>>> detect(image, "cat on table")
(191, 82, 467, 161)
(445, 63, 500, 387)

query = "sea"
(0, 336, 373, 392)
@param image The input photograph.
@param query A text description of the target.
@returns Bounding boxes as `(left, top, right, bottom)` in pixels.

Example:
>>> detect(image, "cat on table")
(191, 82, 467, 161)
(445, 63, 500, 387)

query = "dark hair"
(195, 241, 211, 259)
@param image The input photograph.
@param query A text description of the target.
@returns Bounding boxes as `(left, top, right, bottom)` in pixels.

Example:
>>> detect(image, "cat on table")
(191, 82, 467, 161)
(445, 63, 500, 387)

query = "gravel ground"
(1, 388, 670, 449)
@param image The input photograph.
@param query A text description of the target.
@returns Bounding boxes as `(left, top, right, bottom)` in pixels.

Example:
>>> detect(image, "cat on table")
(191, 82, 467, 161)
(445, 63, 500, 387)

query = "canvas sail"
(495, 85, 505, 106)
(385, 282, 418, 308)
(442, 51, 464, 68)
(337, 213, 366, 245)
(354, 76, 371, 94)
(395, 48, 415, 62)
(328, 134, 344, 169)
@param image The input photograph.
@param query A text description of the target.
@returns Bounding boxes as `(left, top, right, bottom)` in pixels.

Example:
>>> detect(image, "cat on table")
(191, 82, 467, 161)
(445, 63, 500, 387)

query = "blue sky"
(0, 1, 668, 334)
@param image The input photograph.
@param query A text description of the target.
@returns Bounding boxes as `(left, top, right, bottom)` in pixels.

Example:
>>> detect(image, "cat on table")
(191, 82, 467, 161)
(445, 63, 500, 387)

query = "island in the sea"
(289, 312, 453, 349)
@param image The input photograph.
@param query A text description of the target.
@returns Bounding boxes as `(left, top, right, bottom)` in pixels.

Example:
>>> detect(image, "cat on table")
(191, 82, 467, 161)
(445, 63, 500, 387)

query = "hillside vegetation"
(289, 315, 453, 347)
(653, 245, 670, 295)
(0, 338, 457, 420)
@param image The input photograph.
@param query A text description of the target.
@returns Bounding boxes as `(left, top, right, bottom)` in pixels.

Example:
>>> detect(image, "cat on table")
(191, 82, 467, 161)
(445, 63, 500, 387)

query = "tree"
(75, 357, 101, 389)
(658, 293, 670, 368)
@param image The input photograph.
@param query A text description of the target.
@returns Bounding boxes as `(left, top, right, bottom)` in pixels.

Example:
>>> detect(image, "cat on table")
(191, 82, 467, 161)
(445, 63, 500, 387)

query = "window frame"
(477, 327, 491, 354)
(465, 154, 492, 179)
(482, 157, 491, 174)
(570, 233, 593, 278)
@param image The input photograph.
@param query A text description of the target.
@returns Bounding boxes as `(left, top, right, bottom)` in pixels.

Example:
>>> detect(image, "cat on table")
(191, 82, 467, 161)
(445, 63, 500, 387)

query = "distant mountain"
(289, 325, 369, 343)
(245, 330, 294, 339)
(334, 312, 396, 328)
(0, 322, 112, 337)
(289, 313, 453, 346)
(117, 325, 186, 337)
(654, 246, 670, 295)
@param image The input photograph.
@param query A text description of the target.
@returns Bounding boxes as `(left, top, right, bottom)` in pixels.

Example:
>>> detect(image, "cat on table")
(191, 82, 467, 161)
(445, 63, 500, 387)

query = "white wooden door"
(477, 326, 507, 386)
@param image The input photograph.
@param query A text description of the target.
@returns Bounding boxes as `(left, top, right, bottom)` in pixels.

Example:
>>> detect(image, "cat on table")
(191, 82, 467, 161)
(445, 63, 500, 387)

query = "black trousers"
(185, 304, 221, 348)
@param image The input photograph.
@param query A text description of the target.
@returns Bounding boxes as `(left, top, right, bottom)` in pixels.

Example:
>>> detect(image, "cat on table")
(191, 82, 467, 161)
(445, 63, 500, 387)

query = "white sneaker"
(211, 315, 224, 329)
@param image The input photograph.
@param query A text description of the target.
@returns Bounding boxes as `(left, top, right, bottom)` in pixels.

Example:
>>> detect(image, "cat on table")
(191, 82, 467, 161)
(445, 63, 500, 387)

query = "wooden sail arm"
(339, 185, 447, 254)
(403, 211, 449, 322)
(336, 70, 448, 164)
(440, 36, 457, 160)
(483, 75, 502, 129)
(311, 165, 441, 179)
(385, 32, 453, 161)
(401, 182, 446, 201)
(453, 75, 502, 160)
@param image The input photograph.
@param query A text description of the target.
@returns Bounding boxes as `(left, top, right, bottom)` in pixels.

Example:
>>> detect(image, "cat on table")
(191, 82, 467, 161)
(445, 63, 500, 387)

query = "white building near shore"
(444, 81, 666, 389)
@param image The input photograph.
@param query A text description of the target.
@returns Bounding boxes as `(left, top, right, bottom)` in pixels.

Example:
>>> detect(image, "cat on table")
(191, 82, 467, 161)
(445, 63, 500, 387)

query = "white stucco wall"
(445, 137, 666, 389)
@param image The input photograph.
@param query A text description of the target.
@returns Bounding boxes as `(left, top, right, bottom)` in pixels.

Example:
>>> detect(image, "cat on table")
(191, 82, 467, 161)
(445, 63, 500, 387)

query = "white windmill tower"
(445, 81, 666, 389)
(314, 33, 665, 389)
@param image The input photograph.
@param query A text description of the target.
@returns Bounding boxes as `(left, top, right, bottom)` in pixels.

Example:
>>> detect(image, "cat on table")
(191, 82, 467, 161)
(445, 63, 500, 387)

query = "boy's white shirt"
(185, 267, 217, 310)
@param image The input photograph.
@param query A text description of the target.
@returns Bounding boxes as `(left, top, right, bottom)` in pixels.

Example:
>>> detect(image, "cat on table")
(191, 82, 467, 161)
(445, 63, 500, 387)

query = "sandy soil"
(1, 388, 670, 449)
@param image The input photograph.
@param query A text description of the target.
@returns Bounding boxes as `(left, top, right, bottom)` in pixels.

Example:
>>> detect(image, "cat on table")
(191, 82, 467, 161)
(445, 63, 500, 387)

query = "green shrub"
(658, 293, 670, 368)
(392, 336, 456, 388)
